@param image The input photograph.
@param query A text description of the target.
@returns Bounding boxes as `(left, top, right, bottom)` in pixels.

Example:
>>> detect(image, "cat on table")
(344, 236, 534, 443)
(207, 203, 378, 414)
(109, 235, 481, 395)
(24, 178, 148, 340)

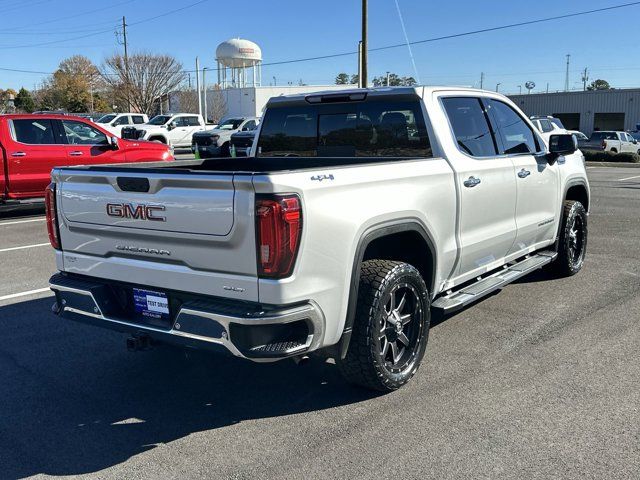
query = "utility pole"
(361, 0, 368, 88)
(518, 85, 522, 95)
(386, 71, 390, 87)
(195, 57, 202, 117)
(122, 16, 130, 111)
(564, 54, 571, 92)
(202, 68, 208, 123)
(581, 67, 589, 91)
(480, 72, 484, 89)
(188, 73, 191, 90)
(495, 83, 501, 93)
(357, 41, 363, 87)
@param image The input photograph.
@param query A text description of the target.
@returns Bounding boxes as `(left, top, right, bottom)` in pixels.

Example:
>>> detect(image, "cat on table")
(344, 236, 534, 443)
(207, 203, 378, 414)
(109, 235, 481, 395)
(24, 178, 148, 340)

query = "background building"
(509, 88, 640, 136)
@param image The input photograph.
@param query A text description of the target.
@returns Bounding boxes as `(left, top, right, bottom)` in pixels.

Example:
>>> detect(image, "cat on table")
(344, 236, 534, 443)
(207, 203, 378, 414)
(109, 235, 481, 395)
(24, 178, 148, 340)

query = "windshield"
(217, 119, 244, 130)
(96, 114, 116, 124)
(148, 115, 172, 125)
(550, 118, 565, 129)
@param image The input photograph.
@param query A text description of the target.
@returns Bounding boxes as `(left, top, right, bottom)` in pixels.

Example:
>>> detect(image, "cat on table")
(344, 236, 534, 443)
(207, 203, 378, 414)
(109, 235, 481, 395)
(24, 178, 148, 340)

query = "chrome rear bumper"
(49, 273, 324, 362)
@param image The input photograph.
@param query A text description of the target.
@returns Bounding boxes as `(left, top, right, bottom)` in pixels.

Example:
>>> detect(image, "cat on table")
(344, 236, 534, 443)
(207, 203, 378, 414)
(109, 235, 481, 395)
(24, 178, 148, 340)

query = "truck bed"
(75, 156, 428, 175)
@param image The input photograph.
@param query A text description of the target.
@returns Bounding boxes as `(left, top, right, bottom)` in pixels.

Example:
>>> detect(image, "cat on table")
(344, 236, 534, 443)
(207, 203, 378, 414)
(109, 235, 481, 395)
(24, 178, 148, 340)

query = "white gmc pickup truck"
(47, 87, 590, 391)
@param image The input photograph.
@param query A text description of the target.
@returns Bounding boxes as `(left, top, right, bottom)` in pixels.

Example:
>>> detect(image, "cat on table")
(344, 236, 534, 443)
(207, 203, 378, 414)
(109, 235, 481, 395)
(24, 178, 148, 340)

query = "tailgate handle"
(117, 177, 150, 193)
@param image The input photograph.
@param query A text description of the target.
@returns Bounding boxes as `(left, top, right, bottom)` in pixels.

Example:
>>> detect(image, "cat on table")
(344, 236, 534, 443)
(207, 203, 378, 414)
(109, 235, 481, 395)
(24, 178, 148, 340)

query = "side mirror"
(107, 136, 120, 150)
(547, 134, 577, 164)
(167, 122, 177, 131)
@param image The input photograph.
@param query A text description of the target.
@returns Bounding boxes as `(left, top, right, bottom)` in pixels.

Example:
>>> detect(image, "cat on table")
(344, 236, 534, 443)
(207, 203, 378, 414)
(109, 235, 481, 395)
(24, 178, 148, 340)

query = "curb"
(585, 161, 640, 168)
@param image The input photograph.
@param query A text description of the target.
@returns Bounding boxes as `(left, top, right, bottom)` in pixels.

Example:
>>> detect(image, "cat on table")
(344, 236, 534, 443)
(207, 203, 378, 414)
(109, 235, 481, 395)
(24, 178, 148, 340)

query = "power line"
(0, 0, 211, 49)
(0, 0, 134, 32)
(2, 1, 640, 79)
(244, 1, 640, 69)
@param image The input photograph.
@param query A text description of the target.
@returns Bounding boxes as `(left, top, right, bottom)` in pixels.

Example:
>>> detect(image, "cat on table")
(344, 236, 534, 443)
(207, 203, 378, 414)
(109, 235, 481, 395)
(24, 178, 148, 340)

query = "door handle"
(518, 169, 531, 178)
(11, 152, 26, 157)
(463, 176, 481, 188)
(69, 151, 84, 156)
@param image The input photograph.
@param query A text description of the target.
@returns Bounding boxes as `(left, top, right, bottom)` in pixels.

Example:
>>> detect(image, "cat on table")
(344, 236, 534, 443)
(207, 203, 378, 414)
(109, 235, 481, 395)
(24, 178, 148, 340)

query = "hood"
(120, 138, 170, 151)
(232, 130, 257, 139)
(195, 128, 232, 136)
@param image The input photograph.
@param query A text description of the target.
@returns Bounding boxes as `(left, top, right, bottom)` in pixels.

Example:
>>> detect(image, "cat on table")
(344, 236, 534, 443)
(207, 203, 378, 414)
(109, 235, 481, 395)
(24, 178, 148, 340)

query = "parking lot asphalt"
(0, 166, 638, 479)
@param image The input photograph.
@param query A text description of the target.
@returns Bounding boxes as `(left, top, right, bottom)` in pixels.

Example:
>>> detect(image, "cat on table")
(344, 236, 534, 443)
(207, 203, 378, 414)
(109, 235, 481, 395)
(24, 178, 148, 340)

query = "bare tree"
(174, 88, 199, 114)
(102, 52, 186, 115)
(208, 85, 227, 124)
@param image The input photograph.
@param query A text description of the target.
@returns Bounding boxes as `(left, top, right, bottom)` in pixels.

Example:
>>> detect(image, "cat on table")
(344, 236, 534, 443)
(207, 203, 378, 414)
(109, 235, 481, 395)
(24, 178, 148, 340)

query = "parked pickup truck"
(123, 114, 206, 149)
(95, 113, 149, 137)
(48, 87, 590, 391)
(580, 131, 640, 154)
(0, 114, 173, 210)
(191, 117, 259, 158)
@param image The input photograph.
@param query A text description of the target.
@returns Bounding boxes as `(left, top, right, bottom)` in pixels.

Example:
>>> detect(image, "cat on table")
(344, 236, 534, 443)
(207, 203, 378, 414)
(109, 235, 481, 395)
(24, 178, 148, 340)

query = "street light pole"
(495, 83, 501, 92)
(361, 0, 368, 88)
(518, 85, 522, 94)
(202, 67, 208, 123)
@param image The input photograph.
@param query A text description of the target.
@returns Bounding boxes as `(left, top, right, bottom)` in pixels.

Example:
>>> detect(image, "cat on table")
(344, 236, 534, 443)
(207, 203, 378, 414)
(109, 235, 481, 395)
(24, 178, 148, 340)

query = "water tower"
(216, 38, 262, 88)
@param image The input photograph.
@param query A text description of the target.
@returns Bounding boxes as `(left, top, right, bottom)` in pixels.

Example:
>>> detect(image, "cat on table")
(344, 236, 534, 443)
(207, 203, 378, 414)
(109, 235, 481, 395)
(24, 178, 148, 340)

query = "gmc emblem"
(106, 203, 166, 222)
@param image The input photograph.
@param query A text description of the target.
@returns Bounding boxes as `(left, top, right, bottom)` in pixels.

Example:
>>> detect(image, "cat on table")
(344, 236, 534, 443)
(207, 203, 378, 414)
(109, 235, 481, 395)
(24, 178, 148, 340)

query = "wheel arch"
(337, 219, 437, 358)
(564, 178, 590, 212)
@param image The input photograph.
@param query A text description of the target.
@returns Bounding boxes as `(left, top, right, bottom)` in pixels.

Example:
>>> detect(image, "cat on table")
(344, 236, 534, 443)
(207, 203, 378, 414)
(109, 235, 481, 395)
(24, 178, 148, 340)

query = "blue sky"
(1, 0, 640, 94)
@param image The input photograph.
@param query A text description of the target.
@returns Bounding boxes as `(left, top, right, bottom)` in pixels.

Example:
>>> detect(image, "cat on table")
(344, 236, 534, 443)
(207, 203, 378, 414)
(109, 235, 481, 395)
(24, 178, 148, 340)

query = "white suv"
(530, 116, 567, 143)
(95, 113, 149, 137)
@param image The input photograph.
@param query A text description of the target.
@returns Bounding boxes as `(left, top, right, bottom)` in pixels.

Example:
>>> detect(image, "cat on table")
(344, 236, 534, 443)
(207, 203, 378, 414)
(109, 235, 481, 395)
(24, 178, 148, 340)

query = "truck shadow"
(0, 297, 378, 478)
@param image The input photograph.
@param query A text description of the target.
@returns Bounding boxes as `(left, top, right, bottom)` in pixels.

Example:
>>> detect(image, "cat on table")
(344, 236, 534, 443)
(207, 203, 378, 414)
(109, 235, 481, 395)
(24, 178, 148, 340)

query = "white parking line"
(0, 218, 45, 226)
(0, 243, 50, 253)
(618, 175, 640, 181)
(0, 287, 52, 302)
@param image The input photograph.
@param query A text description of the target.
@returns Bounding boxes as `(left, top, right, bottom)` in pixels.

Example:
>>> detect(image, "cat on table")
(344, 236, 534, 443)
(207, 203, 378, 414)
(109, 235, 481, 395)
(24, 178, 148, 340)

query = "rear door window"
(258, 98, 431, 158)
(132, 115, 145, 124)
(442, 97, 497, 157)
(11, 119, 57, 144)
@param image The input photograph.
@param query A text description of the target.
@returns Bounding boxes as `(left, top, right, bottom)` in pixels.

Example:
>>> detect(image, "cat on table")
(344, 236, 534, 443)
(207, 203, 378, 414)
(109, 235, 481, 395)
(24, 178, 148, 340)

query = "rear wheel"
(149, 137, 166, 144)
(338, 260, 430, 392)
(552, 200, 587, 276)
(610, 148, 618, 154)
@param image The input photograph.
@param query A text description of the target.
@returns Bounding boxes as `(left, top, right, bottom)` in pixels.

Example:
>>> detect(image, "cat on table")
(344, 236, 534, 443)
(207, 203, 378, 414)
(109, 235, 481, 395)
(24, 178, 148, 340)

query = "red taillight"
(255, 194, 302, 278)
(45, 183, 61, 250)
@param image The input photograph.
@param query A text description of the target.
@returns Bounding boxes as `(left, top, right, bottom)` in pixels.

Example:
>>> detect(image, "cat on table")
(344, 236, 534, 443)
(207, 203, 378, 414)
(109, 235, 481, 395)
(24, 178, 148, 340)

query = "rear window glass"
(12, 119, 56, 144)
(257, 98, 432, 158)
(590, 132, 617, 141)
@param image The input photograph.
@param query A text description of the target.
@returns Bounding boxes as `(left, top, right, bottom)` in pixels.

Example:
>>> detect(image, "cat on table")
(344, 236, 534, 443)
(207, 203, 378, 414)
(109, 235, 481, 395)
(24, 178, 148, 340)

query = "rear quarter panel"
(253, 159, 457, 346)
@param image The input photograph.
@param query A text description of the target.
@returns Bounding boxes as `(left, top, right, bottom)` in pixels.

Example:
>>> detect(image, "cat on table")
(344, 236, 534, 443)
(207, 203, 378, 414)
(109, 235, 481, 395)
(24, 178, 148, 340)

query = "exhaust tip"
(292, 355, 310, 366)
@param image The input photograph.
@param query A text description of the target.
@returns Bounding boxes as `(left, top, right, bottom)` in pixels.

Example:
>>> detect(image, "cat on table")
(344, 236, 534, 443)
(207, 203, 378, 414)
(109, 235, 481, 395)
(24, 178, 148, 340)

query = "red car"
(1, 114, 173, 208)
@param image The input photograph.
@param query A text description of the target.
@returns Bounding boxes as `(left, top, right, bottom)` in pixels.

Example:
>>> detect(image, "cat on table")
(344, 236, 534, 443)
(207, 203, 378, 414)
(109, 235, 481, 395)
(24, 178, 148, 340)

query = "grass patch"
(582, 150, 640, 163)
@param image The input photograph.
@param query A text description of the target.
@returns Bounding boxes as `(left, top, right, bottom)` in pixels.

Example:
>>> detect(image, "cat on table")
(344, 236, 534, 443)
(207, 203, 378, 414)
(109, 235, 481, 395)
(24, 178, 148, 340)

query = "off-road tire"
(552, 200, 588, 276)
(338, 260, 430, 392)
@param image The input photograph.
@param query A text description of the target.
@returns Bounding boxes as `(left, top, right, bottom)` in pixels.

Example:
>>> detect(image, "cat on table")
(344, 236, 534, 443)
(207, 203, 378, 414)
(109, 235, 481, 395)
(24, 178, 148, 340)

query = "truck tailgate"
(54, 168, 259, 301)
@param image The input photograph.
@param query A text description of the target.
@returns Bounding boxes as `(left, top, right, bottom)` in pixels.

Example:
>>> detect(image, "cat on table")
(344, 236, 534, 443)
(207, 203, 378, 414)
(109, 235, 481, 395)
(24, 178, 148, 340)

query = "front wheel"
(338, 260, 430, 392)
(552, 200, 588, 276)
